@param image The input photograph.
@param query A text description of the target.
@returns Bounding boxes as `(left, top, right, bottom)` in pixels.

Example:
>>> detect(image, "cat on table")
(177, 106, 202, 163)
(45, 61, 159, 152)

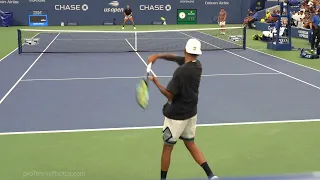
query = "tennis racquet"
(136, 63, 152, 109)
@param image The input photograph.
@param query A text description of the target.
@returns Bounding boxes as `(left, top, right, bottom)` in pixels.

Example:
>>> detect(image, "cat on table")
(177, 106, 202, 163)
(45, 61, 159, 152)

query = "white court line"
(0, 33, 61, 105)
(125, 38, 157, 76)
(21, 73, 280, 82)
(0, 33, 40, 62)
(180, 32, 320, 91)
(0, 48, 19, 62)
(0, 119, 319, 136)
(198, 31, 320, 73)
(56, 37, 189, 41)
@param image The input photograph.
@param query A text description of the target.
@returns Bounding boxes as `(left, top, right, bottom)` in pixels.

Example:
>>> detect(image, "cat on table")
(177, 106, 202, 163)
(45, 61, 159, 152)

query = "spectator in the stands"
(243, 9, 258, 28)
(308, 0, 314, 7)
(265, 10, 279, 23)
(298, 11, 306, 28)
(292, 10, 305, 27)
(303, 12, 313, 29)
(300, 3, 306, 12)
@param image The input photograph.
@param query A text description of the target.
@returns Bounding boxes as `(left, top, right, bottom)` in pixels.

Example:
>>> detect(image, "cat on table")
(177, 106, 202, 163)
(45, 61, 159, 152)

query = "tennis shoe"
(210, 176, 219, 180)
(122, 27, 124, 30)
(134, 27, 136, 29)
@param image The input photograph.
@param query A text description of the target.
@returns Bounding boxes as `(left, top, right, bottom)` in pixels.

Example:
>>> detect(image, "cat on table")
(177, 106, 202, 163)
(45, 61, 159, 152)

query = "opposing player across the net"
(17, 27, 246, 54)
(122, 5, 136, 30)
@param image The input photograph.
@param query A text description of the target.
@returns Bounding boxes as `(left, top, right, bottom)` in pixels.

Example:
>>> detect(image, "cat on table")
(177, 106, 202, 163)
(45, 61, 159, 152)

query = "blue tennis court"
(0, 27, 320, 180)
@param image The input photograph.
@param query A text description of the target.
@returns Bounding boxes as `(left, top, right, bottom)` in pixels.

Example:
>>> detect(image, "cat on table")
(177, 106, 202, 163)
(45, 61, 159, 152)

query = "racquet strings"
(136, 76, 149, 109)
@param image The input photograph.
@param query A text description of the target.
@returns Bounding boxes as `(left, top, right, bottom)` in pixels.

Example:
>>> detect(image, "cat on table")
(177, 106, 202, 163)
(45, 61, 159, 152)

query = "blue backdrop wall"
(0, 0, 253, 26)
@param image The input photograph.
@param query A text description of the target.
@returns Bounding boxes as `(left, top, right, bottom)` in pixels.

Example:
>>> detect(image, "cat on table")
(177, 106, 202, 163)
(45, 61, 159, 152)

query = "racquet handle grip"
(146, 63, 152, 73)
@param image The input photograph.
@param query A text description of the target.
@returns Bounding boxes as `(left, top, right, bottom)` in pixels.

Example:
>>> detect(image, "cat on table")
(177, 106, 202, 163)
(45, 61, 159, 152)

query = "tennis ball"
(161, 17, 166, 21)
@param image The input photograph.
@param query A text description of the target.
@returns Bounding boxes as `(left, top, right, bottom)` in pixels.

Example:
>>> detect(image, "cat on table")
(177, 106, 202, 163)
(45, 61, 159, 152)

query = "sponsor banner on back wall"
(139, 4, 172, 11)
(180, 0, 195, 4)
(0, 0, 251, 25)
(29, 0, 46, 3)
(104, 1, 124, 13)
(204, 1, 230, 5)
(0, 0, 20, 5)
(54, 4, 89, 11)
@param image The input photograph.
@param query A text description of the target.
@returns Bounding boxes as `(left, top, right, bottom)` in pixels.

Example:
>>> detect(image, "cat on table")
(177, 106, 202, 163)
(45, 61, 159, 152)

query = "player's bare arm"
(147, 54, 177, 63)
(148, 54, 186, 66)
(149, 76, 174, 101)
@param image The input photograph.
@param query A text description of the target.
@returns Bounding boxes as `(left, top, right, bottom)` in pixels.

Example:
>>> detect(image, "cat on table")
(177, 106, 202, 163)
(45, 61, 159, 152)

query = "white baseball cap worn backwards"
(185, 38, 202, 55)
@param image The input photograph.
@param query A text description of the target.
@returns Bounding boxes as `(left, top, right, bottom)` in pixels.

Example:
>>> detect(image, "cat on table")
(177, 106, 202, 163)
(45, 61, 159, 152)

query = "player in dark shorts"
(122, 5, 136, 29)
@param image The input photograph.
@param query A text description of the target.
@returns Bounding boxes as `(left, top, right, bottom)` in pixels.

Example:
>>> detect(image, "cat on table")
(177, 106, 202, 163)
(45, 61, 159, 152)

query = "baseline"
(0, 119, 319, 136)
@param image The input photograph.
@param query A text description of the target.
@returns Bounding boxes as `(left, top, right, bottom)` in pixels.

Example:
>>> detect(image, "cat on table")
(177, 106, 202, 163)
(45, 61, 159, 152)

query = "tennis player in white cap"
(147, 38, 219, 180)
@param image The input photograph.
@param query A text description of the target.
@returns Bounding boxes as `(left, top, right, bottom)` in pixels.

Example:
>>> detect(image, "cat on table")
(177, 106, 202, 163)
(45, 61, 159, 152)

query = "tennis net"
(18, 27, 246, 54)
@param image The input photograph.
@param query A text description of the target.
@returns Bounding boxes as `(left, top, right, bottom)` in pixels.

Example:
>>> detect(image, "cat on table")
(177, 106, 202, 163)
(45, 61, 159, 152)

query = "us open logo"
(108, 1, 119, 7)
(104, 1, 124, 13)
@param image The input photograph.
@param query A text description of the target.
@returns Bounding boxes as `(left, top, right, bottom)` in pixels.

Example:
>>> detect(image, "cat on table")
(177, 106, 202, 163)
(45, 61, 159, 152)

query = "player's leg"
(180, 115, 218, 179)
(122, 17, 128, 29)
(221, 21, 226, 34)
(161, 117, 189, 180)
(129, 17, 136, 29)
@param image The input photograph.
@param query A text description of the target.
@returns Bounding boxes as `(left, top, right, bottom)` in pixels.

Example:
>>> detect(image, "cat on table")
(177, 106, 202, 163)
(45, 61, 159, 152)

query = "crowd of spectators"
(243, 0, 320, 29)
(290, 0, 318, 29)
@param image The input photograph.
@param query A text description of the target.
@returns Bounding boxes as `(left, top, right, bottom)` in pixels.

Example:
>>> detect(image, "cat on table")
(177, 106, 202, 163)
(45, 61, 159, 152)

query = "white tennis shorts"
(219, 21, 226, 26)
(124, 15, 132, 20)
(162, 115, 197, 145)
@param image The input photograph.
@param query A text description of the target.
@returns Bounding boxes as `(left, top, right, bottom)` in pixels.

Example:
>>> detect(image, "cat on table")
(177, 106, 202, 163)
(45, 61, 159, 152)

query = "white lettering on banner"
(205, 1, 229, 5)
(104, 1, 124, 13)
(55, 4, 88, 11)
(104, 8, 124, 13)
(279, 37, 289, 44)
(228, 35, 243, 41)
(140, 5, 171, 11)
(32, 11, 43, 14)
(180, 0, 195, 4)
(29, 0, 45, 2)
(0, 0, 19, 4)
(298, 30, 309, 39)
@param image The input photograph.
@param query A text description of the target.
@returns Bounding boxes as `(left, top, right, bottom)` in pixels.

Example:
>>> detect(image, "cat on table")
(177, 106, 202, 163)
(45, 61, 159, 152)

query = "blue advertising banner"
(28, 14, 48, 26)
(0, 0, 252, 26)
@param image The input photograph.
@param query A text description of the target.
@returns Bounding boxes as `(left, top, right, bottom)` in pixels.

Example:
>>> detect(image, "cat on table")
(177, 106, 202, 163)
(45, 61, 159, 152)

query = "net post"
(17, 29, 22, 54)
(243, 26, 246, 50)
(134, 32, 137, 51)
